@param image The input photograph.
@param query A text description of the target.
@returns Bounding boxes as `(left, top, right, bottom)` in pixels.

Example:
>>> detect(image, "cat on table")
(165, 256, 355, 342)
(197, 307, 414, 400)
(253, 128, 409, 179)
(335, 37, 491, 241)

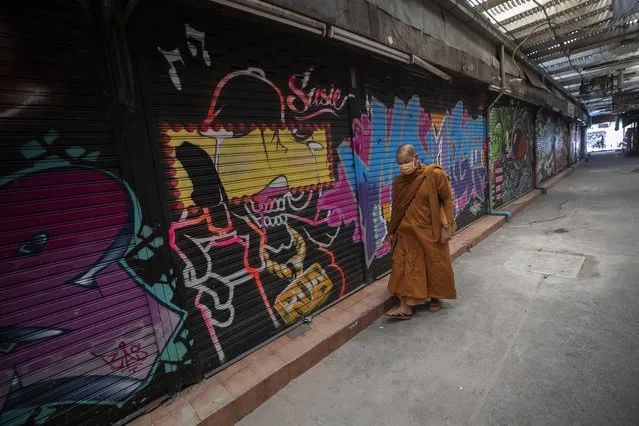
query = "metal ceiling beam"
(562, 69, 639, 87)
(542, 41, 639, 72)
(530, 21, 639, 62)
(488, 0, 557, 26)
(521, 10, 612, 50)
(554, 58, 639, 81)
(511, 0, 611, 42)
(464, 0, 639, 115)
(433, 0, 586, 112)
(531, 26, 639, 61)
(503, 0, 605, 33)
(559, 68, 638, 84)
(525, 22, 613, 57)
(584, 55, 639, 71)
(471, 0, 512, 10)
(545, 47, 631, 72)
(562, 72, 638, 88)
(485, 0, 512, 9)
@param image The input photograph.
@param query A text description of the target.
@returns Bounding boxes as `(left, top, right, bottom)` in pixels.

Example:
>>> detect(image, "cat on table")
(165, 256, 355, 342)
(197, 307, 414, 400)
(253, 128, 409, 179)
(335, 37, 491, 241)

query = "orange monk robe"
(387, 164, 457, 306)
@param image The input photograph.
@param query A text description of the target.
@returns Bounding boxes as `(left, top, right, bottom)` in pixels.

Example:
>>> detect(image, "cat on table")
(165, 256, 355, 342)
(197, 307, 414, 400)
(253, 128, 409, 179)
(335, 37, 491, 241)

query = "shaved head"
(396, 144, 419, 173)
(396, 144, 416, 157)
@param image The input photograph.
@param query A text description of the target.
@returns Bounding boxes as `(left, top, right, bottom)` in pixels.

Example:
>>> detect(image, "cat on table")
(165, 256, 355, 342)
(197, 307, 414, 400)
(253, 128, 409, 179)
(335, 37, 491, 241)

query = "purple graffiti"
(0, 166, 181, 417)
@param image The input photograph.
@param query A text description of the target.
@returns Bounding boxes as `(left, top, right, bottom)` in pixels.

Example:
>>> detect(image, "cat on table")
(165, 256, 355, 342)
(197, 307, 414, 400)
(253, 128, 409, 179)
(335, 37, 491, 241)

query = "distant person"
(385, 144, 457, 319)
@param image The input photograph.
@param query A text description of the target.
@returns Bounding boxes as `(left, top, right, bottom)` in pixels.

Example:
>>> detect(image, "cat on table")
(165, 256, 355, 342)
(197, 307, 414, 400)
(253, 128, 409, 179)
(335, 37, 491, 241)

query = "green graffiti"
(65, 147, 86, 157)
(20, 140, 46, 159)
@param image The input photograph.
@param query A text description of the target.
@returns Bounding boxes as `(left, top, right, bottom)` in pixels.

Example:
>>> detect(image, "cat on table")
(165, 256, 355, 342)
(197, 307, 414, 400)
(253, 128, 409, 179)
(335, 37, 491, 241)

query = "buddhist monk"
(385, 144, 457, 319)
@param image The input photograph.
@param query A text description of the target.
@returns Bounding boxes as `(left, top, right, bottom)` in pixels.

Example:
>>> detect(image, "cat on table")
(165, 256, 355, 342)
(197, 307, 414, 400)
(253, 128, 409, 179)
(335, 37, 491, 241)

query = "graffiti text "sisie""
(287, 67, 354, 121)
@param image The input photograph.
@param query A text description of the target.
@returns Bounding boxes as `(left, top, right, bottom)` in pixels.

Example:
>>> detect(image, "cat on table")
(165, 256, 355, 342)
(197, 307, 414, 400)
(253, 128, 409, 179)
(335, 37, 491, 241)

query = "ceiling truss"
(467, 0, 639, 115)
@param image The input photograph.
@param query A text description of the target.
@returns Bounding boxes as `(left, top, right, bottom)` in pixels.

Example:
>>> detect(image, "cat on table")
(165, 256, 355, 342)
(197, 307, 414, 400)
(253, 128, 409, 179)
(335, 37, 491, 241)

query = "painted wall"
(555, 118, 570, 172)
(131, 2, 365, 372)
(353, 72, 487, 277)
(0, 2, 192, 424)
(570, 122, 580, 164)
(586, 123, 624, 152)
(536, 110, 570, 184)
(489, 104, 534, 208)
(1, 1, 586, 425)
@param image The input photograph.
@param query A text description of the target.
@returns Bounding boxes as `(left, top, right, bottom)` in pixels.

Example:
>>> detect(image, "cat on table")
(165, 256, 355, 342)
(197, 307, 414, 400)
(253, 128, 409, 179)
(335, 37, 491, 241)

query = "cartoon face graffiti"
(0, 166, 181, 422)
(163, 68, 346, 365)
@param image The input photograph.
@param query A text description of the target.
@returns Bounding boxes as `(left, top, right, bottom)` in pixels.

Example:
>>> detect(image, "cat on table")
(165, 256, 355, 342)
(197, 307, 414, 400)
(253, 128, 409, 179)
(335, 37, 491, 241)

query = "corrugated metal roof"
(466, 0, 639, 114)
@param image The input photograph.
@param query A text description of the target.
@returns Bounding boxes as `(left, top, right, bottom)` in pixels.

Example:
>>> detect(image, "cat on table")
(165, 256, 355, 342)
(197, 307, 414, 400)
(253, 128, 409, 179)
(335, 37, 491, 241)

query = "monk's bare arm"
(435, 168, 455, 228)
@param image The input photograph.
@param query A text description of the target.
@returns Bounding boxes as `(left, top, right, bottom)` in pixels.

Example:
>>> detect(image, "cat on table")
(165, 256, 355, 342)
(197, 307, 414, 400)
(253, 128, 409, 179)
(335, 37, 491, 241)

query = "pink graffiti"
(352, 115, 373, 166)
(0, 167, 180, 412)
(317, 163, 361, 242)
(204, 68, 285, 127)
(418, 108, 431, 155)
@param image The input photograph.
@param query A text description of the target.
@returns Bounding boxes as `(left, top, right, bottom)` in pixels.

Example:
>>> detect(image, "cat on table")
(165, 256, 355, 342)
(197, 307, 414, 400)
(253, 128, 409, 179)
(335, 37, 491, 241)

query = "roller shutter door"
(0, 1, 186, 425)
(556, 117, 570, 172)
(489, 99, 535, 208)
(536, 109, 570, 184)
(570, 121, 580, 165)
(355, 63, 488, 279)
(535, 110, 557, 183)
(130, 1, 365, 373)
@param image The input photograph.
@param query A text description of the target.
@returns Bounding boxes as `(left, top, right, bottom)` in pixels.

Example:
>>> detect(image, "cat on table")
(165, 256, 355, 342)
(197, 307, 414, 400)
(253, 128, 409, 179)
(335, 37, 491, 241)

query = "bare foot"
(387, 303, 413, 319)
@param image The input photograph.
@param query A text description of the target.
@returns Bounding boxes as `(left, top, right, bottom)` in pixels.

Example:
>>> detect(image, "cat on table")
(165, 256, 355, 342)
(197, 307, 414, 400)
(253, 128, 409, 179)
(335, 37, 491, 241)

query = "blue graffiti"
(349, 96, 486, 264)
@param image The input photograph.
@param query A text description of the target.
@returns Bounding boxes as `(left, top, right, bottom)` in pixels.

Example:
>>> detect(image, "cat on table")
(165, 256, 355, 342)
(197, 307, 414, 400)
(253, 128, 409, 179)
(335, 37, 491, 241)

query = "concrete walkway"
(240, 152, 639, 426)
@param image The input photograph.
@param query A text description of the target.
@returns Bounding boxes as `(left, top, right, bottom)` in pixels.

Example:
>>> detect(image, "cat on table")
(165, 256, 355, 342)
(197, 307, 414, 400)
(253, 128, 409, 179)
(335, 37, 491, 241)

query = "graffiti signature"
(92, 341, 149, 374)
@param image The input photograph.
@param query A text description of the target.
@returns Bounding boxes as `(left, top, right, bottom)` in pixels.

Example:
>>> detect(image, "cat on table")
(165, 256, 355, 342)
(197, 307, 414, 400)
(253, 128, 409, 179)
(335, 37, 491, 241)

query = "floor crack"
(528, 215, 566, 225)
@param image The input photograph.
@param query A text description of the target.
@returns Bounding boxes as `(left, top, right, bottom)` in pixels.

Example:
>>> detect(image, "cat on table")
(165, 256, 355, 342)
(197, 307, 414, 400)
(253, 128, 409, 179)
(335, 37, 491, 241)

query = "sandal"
(429, 300, 442, 312)
(386, 312, 412, 320)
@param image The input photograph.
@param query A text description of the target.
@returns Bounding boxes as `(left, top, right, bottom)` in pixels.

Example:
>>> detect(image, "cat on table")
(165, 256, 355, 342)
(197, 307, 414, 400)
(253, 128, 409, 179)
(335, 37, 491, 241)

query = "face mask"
(399, 162, 417, 175)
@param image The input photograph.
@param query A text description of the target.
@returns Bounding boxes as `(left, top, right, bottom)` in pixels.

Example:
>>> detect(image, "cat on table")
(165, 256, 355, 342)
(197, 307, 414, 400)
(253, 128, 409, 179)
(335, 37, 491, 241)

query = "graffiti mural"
(536, 111, 556, 183)
(570, 122, 580, 164)
(536, 110, 571, 183)
(141, 8, 364, 370)
(350, 95, 487, 267)
(489, 105, 534, 208)
(0, 3, 196, 423)
(0, 133, 190, 425)
(587, 131, 607, 151)
(555, 118, 570, 172)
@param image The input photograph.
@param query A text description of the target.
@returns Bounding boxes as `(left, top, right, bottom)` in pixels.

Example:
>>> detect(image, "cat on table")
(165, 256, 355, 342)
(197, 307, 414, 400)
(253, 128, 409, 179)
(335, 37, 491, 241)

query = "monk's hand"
(388, 233, 396, 247)
(439, 226, 452, 245)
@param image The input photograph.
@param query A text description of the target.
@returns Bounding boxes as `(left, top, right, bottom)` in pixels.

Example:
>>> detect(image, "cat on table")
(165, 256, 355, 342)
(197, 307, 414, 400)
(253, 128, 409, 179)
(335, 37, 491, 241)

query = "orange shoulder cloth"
(388, 164, 428, 234)
(388, 164, 451, 238)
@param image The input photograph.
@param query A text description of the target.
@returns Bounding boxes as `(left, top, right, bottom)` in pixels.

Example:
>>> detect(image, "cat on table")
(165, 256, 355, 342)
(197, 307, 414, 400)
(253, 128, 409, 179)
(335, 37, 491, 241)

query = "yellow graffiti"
(430, 112, 446, 136)
(162, 126, 334, 209)
(274, 262, 333, 325)
(264, 227, 306, 279)
(381, 202, 392, 224)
